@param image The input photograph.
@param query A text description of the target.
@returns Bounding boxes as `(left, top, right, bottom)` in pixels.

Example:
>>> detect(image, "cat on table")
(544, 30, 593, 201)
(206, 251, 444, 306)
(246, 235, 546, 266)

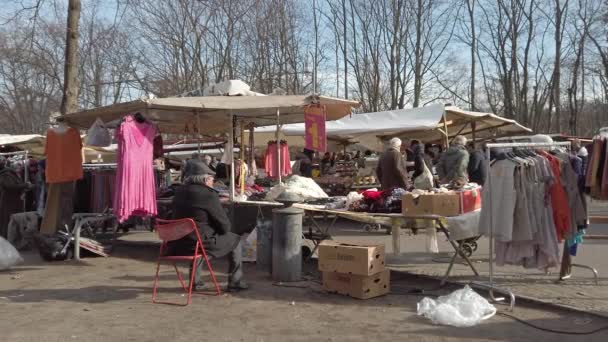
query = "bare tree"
(59, 0, 80, 115)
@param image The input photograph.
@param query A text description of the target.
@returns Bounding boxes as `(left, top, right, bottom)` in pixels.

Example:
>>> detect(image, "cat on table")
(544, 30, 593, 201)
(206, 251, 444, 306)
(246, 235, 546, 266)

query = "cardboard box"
(322, 270, 390, 299)
(459, 187, 482, 214)
(318, 241, 385, 276)
(402, 192, 461, 217)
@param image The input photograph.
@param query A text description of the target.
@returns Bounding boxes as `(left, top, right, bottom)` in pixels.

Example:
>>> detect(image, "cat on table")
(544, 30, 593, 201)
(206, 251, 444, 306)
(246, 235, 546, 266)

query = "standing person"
(299, 149, 314, 177)
(404, 140, 419, 172)
(203, 154, 216, 172)
(320, 152, 332, 175)
(412, 143, 435, 190)
(437, 135, 470, 185)
(0, 157, 31, 238)
(376, 138, 410, 190)
(168, 163, 248, 291)
(572, 139, 588, 175)
(467, 142, 488, 186)
(330, 152, 337, 167)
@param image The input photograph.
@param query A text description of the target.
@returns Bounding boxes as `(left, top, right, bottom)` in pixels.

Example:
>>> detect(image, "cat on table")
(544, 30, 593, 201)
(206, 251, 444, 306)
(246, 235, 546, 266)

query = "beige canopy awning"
(0, 134, 46, 156)
(384, 106, 532, 142)
(58, 95, 360, 134)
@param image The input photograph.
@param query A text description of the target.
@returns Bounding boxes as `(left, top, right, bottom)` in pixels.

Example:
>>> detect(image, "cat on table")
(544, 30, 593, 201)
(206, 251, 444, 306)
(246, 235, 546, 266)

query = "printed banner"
(305, 104, 327, 152)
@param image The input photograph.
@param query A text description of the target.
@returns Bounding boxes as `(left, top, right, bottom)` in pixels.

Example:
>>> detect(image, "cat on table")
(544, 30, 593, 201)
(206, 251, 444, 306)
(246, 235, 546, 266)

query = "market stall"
(56, 92, 360, 258)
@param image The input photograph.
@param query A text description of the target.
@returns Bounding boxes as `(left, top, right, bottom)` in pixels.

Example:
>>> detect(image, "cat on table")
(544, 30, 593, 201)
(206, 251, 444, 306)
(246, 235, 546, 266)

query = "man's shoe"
(227, 281, 249, 292)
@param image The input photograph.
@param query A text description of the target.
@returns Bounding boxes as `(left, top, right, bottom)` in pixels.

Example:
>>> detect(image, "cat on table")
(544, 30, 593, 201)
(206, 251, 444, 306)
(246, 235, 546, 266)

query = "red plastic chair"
(152, 218, 221, 306)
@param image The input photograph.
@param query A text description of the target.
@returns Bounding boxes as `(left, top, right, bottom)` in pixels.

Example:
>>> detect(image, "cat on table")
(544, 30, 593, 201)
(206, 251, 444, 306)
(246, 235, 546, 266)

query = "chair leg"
(202, 254, 221, 295)
(174, 263, 189, 293)
(152, 258, 161, 303)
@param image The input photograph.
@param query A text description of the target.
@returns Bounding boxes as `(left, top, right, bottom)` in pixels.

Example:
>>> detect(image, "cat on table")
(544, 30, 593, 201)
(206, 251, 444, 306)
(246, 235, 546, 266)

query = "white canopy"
(258, 104, 532, 146)
(0, 134, 46, 156)
(58, 95, 360, 134)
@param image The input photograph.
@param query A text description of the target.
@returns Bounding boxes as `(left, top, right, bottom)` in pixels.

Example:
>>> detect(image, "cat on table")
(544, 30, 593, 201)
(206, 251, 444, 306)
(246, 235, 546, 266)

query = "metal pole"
(197, 112, 201, 154)
(276, 108, 282, 184)
(240, 120, 246, 196)
(442, 112, 449, 149)
(471, 121, 477, 149)
(229, 114, 235, 201)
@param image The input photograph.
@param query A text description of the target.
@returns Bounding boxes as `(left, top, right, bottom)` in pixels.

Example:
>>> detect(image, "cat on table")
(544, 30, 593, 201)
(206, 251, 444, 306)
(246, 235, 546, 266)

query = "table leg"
(438, 220, 479, 278)
(391, 218, 401, 255)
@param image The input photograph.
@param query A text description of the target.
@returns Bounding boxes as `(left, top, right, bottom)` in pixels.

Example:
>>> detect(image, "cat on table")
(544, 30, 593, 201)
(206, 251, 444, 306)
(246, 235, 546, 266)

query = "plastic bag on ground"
(417, 285, 496, 327)
(0, 236, 23, 270)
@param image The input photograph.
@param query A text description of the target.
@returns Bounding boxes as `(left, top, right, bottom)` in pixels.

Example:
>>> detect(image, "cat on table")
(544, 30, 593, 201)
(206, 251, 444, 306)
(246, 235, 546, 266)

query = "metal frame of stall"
(479, 141, 599, 311)
(294, 204, 480, 285)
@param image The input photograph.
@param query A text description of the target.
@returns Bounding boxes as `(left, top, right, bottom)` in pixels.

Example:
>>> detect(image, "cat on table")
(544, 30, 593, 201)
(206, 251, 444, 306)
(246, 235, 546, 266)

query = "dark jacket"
(170, 183, 240, 258)
(376, 148, 409, 190)
(437, 145, 470, 183)
(467, 150, 487, 185)
(0, 168, 27, 238)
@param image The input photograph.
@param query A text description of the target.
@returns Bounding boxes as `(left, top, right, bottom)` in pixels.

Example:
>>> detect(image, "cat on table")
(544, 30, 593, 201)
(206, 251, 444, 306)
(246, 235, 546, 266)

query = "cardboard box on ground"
(318, 241, 385, 276)
(318, 241, 390, 299)
(322, 270, 390, 299)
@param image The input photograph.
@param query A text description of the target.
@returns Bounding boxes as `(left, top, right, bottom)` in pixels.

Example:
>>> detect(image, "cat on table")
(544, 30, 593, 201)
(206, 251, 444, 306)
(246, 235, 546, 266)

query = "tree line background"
(0, 0, 606, 137)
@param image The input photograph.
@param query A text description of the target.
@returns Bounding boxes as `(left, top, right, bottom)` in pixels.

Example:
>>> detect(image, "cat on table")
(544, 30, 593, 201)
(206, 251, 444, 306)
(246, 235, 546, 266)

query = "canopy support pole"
(442, 112, 449, 149)
(240, 120, 246, 195)
(229, 114, 235, 201)
(471, 121, 477, 148)
(276, 108, 282, 184)
(197, 112, 201, 154)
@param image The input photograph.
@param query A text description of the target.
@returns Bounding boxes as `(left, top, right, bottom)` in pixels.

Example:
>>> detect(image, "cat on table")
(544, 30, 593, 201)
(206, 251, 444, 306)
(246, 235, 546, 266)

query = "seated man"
(168, 161, 248, 291)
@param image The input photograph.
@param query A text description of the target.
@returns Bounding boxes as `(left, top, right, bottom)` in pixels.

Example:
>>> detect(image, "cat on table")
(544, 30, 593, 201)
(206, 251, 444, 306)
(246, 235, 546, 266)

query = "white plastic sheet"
(417, 285, 496, 327)
(0, 237, 23, 270)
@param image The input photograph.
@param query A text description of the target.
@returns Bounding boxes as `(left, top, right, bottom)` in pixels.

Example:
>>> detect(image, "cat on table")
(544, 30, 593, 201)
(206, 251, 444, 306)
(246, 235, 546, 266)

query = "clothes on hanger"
(264, 141, 291, 179)
(45, 126, 83, 183)
(113, 114, 157, 222)
(479, 147, 586, 270)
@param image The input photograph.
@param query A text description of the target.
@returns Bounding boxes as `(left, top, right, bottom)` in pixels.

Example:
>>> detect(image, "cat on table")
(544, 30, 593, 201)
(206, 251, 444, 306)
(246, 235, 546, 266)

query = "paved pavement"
(328, 219, 608, 317)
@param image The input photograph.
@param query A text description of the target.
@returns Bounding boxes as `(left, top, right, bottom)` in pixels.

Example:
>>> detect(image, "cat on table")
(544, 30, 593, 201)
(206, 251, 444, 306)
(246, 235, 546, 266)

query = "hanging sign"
(305, 104, 327, 152)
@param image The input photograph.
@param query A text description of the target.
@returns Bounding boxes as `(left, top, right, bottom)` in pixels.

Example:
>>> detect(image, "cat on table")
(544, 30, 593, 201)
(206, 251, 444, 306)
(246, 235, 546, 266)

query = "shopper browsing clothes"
(466, 142, 487, 186)
(437, 135, 470, 185)
(168, 162, 248, 292)
(376, 137, 410, 190)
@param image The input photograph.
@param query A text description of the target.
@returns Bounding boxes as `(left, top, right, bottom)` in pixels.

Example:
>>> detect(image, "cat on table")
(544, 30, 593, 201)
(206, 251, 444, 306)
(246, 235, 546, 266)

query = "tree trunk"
(413, 0, 423, 107)
(60, 0, 81, 115)
(342, 0, 348, 99)
(467, 0, 476, 111)
(553, 0, 567, 133)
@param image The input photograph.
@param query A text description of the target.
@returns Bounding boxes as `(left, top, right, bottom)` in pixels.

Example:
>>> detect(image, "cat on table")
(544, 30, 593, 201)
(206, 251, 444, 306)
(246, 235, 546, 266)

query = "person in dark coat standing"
(376, 138, 410, 190)
(467, 142, 488, 186)
(0, 157, 31, 238)
(168, 160, 248, 291)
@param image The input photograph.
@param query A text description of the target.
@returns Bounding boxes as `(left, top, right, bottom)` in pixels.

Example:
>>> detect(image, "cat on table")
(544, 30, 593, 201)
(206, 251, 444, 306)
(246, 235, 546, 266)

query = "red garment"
(540, 151, 571, 241)
(265, 142, 292, 178)
(362, 190, 383, 201)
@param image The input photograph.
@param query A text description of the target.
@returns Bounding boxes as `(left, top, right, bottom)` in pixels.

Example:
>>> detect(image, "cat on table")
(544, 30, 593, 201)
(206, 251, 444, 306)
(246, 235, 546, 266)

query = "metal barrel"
(256, 219, 273, 273)
(271, 205, 303, 282)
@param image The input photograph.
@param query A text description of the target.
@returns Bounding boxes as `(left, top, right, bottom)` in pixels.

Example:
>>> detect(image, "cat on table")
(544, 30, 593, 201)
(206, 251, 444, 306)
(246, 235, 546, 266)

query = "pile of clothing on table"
(344, 187, 407, 213)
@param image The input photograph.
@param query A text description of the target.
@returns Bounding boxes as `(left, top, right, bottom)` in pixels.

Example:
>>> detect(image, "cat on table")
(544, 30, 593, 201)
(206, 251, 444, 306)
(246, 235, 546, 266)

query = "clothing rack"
(479, 141, 598, 311)
(83, 163, 117, 169)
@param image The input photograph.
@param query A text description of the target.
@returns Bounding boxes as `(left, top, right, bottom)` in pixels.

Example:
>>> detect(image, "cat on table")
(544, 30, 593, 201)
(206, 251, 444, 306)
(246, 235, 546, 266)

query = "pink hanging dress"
(113, 115, 158, 222)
